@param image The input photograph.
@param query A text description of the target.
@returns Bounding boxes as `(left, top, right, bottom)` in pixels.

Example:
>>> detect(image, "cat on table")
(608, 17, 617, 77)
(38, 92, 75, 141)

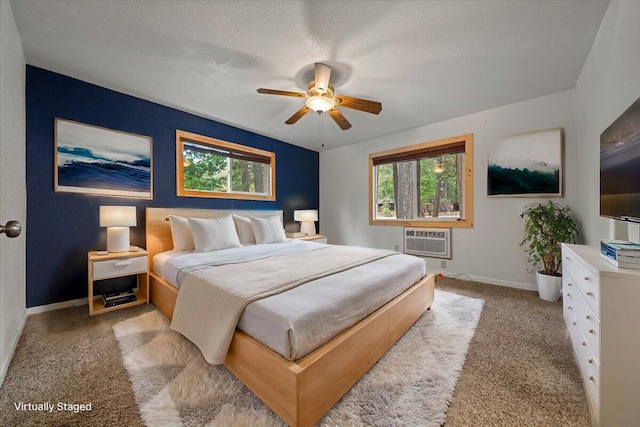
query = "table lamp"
(294, 209, 318, 235)
(100, 206, 136, 252)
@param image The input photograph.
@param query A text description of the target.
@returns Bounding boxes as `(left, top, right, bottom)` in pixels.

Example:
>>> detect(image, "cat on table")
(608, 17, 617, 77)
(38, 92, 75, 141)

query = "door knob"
(0, 220, 21, 238)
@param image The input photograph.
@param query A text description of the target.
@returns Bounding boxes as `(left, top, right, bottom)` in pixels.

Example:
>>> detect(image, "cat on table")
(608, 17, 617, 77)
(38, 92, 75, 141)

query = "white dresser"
(562, 243, 640, 426)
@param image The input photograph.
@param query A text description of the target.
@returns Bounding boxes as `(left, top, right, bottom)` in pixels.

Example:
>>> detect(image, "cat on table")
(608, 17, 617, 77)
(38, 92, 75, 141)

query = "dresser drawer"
(575, 336, 600, 419)
(563, 286, 577, 326)
(574, 260, 600, 316)
(574, 292, 600, 361)
(562, 250, 577, 283)
(566, 309, 582, 350)
(93, 256, 148, 280)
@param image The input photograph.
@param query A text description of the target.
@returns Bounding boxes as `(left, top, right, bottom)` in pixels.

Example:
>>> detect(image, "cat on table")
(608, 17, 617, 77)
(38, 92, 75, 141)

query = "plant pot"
(536, 271, 562, 302)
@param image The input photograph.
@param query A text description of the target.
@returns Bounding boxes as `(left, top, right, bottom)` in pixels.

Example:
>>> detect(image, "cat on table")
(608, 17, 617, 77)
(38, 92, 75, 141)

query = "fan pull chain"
(318, 111, 325, 147)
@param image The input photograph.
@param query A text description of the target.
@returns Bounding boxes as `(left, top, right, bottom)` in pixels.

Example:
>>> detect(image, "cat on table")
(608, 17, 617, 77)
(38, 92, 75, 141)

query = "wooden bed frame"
(145, 207, 435, 427)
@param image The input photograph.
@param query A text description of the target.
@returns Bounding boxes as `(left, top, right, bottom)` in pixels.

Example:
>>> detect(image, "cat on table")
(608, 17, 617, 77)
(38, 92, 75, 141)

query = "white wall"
(0, 1, 27, 385)
(320, 90, 574, 290)
(320, 0, 640, 290)
(572, 0, 640, 245)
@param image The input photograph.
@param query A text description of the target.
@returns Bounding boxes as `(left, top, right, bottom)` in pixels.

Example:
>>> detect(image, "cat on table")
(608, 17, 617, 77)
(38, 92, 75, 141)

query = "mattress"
(154, 240, 426, 360)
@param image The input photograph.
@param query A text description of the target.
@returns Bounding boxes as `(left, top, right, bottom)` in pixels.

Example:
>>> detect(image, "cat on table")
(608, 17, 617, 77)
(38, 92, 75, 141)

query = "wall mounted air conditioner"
(403, 227, 451, 259)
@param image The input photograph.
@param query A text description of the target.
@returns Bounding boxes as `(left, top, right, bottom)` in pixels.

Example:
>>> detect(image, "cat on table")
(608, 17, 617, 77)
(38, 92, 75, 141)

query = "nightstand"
(87, 248, 149, 315)
(296, 234, 328, 244)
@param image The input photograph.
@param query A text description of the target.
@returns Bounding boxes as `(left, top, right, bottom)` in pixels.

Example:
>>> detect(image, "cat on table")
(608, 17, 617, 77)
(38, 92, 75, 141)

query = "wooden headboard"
(145, 207, 283, 269)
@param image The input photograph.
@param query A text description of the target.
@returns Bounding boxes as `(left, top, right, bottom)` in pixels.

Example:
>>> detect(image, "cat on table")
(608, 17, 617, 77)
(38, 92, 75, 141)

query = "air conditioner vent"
(403, 227, 451, 259)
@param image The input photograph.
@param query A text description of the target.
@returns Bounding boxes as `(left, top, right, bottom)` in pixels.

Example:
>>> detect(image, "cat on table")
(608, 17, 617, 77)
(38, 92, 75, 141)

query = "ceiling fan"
(257, 63, 382, 130)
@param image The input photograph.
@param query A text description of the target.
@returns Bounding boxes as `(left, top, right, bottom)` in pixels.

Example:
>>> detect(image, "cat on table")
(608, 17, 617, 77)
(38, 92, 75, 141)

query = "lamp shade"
(100, 206, 137, 227)
(294, 209, 318, 222)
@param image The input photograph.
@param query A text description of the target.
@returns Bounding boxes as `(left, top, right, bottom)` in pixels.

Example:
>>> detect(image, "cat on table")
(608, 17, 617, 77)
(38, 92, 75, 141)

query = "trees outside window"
(177, 131, 275, 201)
(370, 134, 473, 228)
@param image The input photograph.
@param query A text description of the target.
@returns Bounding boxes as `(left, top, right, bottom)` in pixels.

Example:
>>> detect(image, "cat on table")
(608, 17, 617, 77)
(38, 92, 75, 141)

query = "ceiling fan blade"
(314, 63, 332, 93)
(335, 95, 382, 114)
(285, 105, 311, 125)
(257, 88, 306, 98)
(327, 108, 352, 130)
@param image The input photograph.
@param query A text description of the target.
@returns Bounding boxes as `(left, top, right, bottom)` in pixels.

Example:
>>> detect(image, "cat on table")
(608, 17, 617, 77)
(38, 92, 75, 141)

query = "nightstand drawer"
(93, 256, 147, 280)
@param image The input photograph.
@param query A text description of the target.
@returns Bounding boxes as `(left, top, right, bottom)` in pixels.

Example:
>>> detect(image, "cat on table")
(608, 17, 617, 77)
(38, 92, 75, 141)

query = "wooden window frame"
(176, 130, 276, 201)
(369, 133, 473, 228)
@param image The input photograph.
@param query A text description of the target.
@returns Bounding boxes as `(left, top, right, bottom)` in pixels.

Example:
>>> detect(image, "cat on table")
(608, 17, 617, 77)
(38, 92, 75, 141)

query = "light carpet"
(113, 289, 484, 426)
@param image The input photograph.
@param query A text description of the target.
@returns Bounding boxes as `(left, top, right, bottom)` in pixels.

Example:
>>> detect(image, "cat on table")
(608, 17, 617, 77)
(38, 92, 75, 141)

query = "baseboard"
(431, 270, 537, 292)
(25, 297, 88, 316)
(0, 309, 27, 387)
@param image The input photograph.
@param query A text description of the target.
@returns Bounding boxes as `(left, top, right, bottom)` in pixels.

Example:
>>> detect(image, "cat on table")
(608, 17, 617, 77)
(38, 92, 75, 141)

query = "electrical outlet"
(526, 267, 535, 274)
(394, 244, 399, 251)
(441, 260, 447, 268)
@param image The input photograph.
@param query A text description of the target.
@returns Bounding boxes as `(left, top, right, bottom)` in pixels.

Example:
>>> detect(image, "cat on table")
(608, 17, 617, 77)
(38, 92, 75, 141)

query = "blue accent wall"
(26, 66, 319, 308)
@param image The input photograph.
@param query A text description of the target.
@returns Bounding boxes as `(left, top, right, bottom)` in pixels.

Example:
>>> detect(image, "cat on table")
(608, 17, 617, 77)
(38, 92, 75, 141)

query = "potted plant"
(520, 201, 579, 301)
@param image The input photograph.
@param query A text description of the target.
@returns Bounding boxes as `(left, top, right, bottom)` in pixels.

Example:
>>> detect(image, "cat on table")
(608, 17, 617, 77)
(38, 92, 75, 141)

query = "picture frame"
(55, 118, 153, 199)
(487, 128, 563, 197)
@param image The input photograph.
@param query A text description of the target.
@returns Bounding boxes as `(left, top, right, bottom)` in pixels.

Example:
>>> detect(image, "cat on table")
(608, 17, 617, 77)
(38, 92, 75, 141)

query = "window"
(369, 134, 473, 228)
(176, 130, 275, 200)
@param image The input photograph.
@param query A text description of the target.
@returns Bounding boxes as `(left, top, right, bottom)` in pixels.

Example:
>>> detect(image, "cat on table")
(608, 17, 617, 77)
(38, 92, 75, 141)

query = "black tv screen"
(600, 97, 640, 223)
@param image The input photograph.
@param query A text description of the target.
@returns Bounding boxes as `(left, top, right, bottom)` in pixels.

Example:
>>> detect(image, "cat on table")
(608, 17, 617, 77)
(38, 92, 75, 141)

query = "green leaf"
(519, 201, 578, 275)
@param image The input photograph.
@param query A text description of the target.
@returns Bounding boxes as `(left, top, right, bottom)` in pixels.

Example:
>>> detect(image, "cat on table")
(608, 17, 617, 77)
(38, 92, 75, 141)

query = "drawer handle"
(584, 276, 590, 281)
(589, 329, 595, 334)
(589, 376, 595, 382)
(582, 341, 587, 346)
(567, 305, 572, 310)
(568, 282, 572, 287)
(565, 256, 571, 260)
(566, 293, 571, 297)
(588, 358, 594, 364)
(586, 315, 590, 320)
(586, 291, 594, 297)
(115, 260, 132, 267)
(572, 322, 576, 326)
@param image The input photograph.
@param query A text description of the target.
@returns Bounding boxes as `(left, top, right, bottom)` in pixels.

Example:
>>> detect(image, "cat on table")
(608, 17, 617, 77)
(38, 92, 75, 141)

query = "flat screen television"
(600, 96, 640, 223)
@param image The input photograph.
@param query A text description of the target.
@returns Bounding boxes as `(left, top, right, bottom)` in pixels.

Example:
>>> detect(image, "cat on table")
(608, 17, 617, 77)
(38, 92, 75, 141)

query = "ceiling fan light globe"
(306, 96, 335, 112)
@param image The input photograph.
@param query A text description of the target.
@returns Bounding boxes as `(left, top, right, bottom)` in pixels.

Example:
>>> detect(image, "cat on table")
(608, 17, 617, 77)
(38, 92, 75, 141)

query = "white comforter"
(157, 240, 426, 362)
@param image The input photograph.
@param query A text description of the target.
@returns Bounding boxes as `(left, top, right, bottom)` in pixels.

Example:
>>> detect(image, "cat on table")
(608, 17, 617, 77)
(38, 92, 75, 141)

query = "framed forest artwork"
(487, 128, 563, 197)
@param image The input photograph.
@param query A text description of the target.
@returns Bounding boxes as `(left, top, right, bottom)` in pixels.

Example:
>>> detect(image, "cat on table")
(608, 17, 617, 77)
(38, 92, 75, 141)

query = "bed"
(145, 207, 435, 427)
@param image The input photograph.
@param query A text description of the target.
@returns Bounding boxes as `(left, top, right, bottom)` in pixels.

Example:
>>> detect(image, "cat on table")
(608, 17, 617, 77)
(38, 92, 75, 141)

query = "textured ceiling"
(11, 0, 609, 151)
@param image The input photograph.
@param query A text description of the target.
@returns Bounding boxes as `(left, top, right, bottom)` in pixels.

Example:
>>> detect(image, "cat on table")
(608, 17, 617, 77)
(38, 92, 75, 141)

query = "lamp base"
(300, 221, 316, 236)
(106, 227, 130, 252)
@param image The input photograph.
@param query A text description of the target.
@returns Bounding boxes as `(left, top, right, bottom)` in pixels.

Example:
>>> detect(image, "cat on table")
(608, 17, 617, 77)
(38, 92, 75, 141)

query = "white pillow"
(169, 215, 195, 251)
(188, 216, 242, 252)
(250, 215, 287, 244)
(233, 215, 256, 245)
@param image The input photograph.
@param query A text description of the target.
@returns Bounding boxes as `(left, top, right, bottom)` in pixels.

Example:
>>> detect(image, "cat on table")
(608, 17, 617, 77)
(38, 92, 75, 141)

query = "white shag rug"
(113, 289, 483, 427)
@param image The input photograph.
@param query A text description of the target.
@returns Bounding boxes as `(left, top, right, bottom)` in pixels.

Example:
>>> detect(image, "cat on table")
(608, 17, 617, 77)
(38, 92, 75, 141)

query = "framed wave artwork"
(55, 118, 153, 199)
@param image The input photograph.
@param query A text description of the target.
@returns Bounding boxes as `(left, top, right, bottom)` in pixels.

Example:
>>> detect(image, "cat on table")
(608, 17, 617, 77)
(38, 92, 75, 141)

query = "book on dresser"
(600, 239, 640, 269)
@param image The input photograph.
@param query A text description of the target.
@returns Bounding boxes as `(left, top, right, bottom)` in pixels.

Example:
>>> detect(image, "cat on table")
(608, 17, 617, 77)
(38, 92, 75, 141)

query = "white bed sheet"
(153, 241, 426, 360)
